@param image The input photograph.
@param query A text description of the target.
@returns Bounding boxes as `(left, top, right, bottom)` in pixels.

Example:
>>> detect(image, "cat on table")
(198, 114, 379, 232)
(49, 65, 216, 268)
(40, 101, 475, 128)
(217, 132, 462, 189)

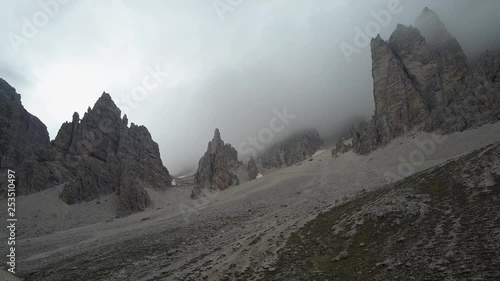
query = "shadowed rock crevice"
(0, 78, 52, 196)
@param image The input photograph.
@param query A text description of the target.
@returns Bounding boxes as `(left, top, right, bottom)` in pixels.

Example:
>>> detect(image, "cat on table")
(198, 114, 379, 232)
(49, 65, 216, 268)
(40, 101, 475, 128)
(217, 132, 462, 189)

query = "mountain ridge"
(0, 84, 173, 217)
(351, 8, 500, 154)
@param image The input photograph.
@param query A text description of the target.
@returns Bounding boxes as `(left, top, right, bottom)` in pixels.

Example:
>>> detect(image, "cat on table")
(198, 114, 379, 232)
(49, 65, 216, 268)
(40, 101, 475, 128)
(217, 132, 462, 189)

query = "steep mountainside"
(0, 78, 51, 195)
(258, 129, 324, 168)
(264, 141, 500, 280)
(352, 8, 500, 154)
(0, 81, 172, 217)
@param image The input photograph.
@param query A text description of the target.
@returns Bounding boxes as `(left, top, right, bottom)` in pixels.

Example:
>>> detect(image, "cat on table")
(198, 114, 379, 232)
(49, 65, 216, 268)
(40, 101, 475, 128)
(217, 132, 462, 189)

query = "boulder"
(0, 82, 172, 217)
(57, 93, 173, 215)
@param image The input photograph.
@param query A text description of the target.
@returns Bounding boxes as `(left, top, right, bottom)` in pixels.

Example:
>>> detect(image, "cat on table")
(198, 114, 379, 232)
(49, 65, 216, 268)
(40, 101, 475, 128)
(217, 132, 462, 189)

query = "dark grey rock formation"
(258, 129, 323, 168)
(247, 156, 259, 180)
(0, 82, 172, 217)
(56, 93, 172, 216)
(352, 8, 500, 155)
(59, 156, 115, 204)
(191, 129, 241, 198)
(0, 78, 53, 195)
(415, 7, 469, 90)
(332, 137, 352, 157)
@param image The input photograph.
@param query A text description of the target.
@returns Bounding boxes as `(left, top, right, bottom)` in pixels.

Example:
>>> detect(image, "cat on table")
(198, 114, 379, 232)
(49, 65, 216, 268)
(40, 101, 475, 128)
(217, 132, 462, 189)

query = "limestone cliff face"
(258, 129, 323, 168)
(0, 79, 50, 163)
(191, 129, 241, 199)
(0, 84, 172, 217)
(371, 33, 430, 145)
(352, 8, 500, 155)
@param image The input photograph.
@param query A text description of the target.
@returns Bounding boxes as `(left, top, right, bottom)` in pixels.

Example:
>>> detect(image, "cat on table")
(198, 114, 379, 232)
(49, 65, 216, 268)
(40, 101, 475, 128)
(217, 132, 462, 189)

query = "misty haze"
(1, 0, 500, 280)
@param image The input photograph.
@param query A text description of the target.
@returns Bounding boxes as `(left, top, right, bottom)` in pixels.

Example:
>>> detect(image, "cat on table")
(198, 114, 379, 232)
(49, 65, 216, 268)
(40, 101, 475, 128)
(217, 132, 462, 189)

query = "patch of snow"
(344, 138, 353, 146)
(256, 173, 263, 179)
(312, 150, 326, 157)
(171, 180, 176, 186)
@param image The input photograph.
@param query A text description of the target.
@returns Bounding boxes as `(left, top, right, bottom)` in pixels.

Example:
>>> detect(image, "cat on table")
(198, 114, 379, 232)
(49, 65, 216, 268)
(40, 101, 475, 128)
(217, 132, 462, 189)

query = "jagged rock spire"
(0, 85, 173, 217)
(415, 7, 468, 84)
(247, 156, 259, 180)
(192, 128, 241, 198)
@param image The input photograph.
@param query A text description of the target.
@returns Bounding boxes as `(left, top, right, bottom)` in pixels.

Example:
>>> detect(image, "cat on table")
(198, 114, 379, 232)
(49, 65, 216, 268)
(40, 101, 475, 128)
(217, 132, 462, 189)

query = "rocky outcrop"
(59, 156, 115, 204)
(258, 129, 323, 168)
(247, 156, 259, 180)
(0, 79, 53, 195)
(388, 24, 442, 111)
(476, 50, 500, 89)
(415, 7, 469, 90)
(56, 93, 172, 216)
(191, 129, 242, 198)
(0, 82, 172, 217)
(332, 137, 352, 157)
(352, 8, 500, 155)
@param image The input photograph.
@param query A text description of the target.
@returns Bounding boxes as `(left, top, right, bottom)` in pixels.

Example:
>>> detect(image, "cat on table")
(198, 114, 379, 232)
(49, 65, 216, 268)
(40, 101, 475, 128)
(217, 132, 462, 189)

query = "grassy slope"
(264, 143, 500, 280)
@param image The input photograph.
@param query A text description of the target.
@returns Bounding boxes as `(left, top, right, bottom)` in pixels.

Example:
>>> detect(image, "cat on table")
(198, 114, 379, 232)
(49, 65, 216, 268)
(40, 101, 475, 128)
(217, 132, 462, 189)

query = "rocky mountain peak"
(247, 156, 259, 180)
(214, 128, 221, 140)
(95, 92, 116, 107)
(209, 128, 223, 154)
(1, 85, 172, 217)
(84, 92, 121, 122)
(1, 79, 50, 197)
(0, 78, 21, 103)
(390, 24, 422, 44)
(415, 7, 452, 48)
(352, 9, 500, 155)
(191, 129, 241, 198)
(122, 114, 129, 126)
(415, 7, 468, 85)
(72, 111, 80, 122)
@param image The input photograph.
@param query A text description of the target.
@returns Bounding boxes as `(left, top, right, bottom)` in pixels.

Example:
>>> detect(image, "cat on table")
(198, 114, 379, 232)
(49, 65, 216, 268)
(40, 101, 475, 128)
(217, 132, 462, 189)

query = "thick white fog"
(1, 0, 499, 175)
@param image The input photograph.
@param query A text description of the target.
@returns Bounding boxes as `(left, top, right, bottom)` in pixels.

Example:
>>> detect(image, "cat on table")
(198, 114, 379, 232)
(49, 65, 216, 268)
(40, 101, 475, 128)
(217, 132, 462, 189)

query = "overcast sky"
(1, 0, 500, 175)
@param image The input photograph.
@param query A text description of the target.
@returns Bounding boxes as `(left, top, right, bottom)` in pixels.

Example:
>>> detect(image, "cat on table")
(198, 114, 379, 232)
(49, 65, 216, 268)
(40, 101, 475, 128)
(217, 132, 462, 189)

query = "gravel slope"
(1, 122, 499, 280)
